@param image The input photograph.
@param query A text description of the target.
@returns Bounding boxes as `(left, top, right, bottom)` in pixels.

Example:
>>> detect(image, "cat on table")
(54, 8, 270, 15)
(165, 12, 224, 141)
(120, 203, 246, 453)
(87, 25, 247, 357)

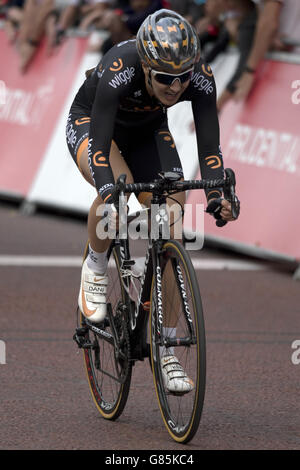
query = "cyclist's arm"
(88, 76, 119, 204)
(191, 73, 224, 202)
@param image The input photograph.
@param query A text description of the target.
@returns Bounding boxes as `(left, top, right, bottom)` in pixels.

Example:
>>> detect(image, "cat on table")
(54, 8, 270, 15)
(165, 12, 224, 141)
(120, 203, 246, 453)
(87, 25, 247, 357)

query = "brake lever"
(223, 168, 240, 220)
(112, 174, 127, 210)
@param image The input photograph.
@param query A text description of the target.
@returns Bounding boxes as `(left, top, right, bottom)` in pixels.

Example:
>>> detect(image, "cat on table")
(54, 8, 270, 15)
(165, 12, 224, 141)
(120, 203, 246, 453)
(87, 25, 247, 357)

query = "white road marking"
(0, 255, 269, 271)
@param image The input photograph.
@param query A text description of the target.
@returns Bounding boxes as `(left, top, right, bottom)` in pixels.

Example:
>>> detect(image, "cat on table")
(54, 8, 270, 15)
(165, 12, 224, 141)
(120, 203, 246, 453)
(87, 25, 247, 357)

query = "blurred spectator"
(274, 0, 300, 53)
(46, 0, 113, 53)
(2, 0, 25, 43)
(205, 0, 258, 112)
(168, 0, 206, 26)
(82, 0, 169, 54)
(233, 0, 300, 102)
(16, 0, 55, 72)
(195, 0, 222, 35)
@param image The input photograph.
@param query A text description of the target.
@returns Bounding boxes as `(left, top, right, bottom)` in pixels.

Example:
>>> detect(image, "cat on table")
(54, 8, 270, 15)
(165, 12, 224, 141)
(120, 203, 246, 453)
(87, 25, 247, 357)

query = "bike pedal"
(73, 327, 92, 349)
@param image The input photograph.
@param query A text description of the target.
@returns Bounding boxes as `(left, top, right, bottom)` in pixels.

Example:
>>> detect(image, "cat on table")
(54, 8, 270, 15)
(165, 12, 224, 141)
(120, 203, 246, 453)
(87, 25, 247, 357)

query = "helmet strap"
(147, 69, 153, 88)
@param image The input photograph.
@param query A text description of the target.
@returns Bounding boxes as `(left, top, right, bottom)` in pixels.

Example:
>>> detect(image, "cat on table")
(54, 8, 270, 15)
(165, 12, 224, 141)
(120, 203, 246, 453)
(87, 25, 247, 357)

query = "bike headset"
(136, 9, 201, 90)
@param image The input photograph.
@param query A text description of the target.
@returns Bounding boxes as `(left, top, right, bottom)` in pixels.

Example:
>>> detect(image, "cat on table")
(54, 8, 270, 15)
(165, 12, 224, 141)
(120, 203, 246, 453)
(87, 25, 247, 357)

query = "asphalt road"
(0, 202, 299, 451)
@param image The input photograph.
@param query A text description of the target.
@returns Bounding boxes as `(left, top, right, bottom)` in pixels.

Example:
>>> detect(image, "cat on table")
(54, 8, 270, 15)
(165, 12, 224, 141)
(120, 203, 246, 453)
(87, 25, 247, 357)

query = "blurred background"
(0, 0, 300, 271)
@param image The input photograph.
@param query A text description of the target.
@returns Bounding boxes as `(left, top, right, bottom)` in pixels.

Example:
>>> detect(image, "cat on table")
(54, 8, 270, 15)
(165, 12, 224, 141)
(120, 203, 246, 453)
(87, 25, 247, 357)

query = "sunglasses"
(151, 67, 194, 86)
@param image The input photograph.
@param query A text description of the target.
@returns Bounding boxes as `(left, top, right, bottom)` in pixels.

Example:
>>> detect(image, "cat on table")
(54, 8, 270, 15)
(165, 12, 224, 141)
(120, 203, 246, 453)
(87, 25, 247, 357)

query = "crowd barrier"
(184, 52, 300, 276)
(0, 31, 299, 275)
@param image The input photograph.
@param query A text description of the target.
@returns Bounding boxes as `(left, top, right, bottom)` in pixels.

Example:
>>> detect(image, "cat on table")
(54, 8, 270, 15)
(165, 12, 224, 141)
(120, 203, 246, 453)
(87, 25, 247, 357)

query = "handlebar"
(113, 168, 240, 227)
(114, 172, 226, 197)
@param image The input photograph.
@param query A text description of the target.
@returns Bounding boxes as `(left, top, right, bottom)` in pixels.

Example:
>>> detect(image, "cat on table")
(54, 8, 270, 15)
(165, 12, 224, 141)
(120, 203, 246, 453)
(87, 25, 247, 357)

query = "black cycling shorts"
(66, 111, 184, 185)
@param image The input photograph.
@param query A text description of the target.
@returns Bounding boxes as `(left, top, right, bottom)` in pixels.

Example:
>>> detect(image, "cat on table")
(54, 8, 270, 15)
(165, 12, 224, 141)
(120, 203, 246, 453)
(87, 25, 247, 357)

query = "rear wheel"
(149, 240, 206, 443)
(81, 243, 132, 420)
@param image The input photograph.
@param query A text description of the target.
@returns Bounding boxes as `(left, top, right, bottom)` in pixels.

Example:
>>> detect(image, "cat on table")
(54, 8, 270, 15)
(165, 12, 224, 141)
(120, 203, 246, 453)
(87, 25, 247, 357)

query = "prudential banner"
(0, 32, 88, 197)
(185, 58, 300, 260)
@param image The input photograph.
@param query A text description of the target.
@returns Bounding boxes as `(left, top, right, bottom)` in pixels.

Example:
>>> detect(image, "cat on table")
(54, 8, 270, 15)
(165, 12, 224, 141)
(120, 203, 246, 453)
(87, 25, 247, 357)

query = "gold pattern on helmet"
(136, 9, 201, 74)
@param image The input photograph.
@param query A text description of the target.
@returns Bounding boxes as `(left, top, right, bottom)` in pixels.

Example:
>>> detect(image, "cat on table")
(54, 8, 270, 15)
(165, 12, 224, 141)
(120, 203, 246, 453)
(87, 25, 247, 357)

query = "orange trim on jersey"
(103, 194, 112, 203)
(207, 190, 222, 199)
(76, 137, 89, 171)
(75, 117, 91, 126)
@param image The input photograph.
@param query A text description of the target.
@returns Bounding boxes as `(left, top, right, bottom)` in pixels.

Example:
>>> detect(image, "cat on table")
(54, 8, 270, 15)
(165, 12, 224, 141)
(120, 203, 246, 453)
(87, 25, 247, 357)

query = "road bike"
(73, 168, 239, 443)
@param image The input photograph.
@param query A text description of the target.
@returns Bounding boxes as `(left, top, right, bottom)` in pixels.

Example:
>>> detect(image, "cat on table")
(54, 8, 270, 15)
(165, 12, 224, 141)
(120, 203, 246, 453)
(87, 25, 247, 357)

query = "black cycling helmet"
(136, 9, 200, 73)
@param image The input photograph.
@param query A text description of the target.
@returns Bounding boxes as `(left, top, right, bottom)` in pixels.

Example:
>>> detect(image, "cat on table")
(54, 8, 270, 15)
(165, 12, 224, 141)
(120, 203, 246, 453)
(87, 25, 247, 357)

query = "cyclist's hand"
(206, 198, 236, 225)
(220, 199, 235, 222)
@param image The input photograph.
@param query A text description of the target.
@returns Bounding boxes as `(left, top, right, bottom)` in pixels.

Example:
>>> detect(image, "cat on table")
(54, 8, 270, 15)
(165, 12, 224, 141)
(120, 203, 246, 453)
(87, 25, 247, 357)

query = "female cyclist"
(66, 8, 235, 393)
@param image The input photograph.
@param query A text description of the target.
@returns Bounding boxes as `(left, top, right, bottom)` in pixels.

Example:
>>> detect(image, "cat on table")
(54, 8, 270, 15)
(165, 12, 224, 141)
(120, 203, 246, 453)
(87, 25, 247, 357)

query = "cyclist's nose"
(169, 78, 182, 92)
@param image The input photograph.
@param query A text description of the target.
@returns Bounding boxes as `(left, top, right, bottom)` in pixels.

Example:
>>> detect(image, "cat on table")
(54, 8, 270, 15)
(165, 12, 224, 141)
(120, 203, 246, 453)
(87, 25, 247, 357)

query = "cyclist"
(67, 8, 235, 393)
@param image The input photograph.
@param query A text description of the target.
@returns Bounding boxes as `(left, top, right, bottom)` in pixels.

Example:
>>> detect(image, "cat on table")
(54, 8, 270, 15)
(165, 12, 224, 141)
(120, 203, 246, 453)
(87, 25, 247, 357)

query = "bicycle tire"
(80, 242, 132, 420)
(149, 239, 206, 443)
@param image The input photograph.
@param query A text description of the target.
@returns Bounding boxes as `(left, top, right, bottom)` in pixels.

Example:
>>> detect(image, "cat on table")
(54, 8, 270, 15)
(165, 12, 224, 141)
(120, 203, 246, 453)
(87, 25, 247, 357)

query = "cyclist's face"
(144, 66, 191, 106)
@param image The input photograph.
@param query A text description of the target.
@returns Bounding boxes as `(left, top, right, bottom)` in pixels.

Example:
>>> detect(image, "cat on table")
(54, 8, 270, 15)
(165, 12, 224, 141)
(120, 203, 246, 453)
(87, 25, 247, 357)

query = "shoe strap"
(83, 281, 106, 295)
(84, 273, 108, 285)
(86, 293, 106, 303)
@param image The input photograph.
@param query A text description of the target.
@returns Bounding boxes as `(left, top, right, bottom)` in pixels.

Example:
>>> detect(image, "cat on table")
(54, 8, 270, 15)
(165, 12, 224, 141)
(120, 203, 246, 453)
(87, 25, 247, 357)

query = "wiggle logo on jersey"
(191, 72, 214, 95)
(109, 58, 124, 72)
(66, 115, 77, 148)
(205, 155, 221, 169)
(109, 67, 136, 89)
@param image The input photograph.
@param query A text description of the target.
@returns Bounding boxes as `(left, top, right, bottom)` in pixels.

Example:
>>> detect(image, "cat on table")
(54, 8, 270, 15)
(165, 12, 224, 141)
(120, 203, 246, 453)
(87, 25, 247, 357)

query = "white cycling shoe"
(78, 258, 108, 323)
(161, 355, 194, 394)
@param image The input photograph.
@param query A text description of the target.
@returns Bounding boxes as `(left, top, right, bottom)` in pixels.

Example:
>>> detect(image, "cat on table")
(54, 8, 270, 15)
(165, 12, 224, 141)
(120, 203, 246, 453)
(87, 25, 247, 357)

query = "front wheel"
(81, 242, 132, 420)
(149, 240, 206, 443)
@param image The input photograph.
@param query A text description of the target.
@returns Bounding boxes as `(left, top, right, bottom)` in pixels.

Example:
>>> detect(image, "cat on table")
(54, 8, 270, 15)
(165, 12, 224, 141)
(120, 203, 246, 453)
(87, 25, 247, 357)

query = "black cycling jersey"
(68, 38, 224, 203)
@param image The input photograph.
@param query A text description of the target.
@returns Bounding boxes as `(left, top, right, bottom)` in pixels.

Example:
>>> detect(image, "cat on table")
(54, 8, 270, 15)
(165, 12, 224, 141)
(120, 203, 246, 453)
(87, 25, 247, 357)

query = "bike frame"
(76, 168, 239, 373)
(108, 191, 174, 363)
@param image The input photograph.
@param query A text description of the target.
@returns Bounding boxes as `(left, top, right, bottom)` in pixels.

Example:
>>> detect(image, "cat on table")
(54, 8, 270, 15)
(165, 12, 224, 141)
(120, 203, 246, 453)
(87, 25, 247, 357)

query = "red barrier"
(0, 32, 87, 197)
(185, 59, 300, 259)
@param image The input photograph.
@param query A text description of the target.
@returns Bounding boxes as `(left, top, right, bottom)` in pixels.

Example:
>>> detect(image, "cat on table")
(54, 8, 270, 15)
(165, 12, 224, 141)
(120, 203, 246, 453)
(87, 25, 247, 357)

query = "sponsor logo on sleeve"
(191, 71, 214, 95)
(109, 67, 136, 89)
(93, 151, 108, 167)
(202, 63, 213, 77)
(205, 155, 222, 169)
(109, 58, 124, 72)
